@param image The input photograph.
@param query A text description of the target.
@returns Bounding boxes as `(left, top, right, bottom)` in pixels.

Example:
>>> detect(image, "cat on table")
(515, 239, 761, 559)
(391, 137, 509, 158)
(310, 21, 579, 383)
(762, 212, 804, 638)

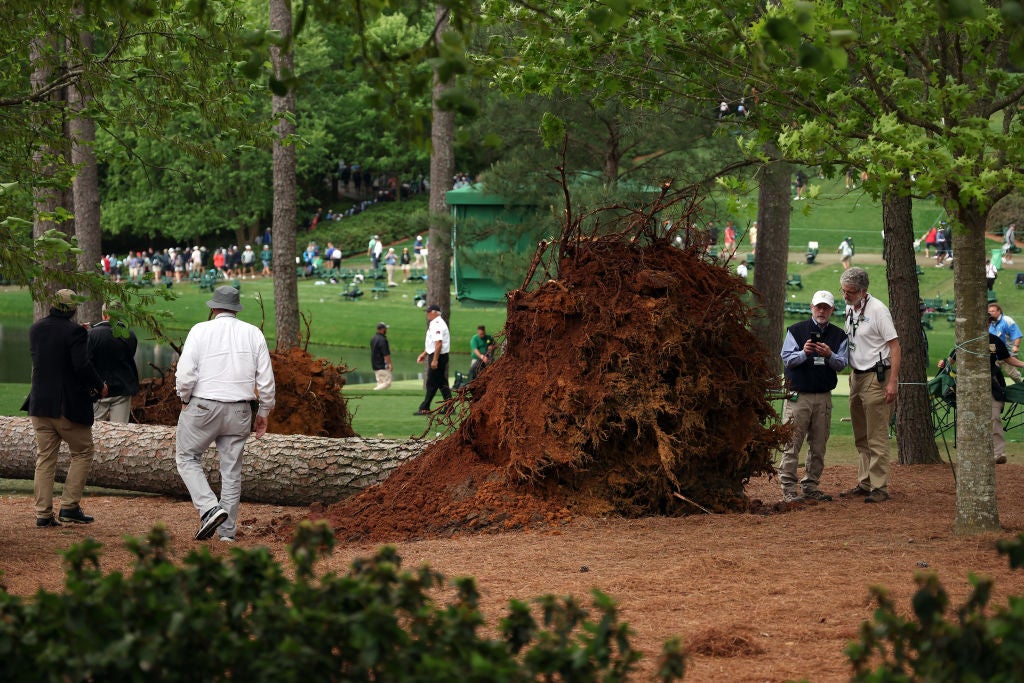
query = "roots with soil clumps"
(316, 189, 787, 543)
(133, 346, 355, 438)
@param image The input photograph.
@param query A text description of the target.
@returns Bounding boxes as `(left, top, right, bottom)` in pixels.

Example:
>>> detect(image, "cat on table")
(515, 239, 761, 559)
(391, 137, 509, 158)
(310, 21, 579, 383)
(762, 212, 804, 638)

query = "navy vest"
(784, 319, 847, 393)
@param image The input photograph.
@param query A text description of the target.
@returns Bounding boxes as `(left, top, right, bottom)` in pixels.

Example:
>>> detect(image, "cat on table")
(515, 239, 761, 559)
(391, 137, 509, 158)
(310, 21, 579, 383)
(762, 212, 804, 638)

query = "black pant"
(419, 353, 451, 411)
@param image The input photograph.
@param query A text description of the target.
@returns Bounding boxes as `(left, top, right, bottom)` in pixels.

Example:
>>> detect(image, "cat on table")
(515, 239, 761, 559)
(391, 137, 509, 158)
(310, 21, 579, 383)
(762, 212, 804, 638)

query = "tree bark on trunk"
(428, 5, 455, 320)
(69, 19, 102, 325)
(0, 417, 425, 506)
(951, 206, 1000, 534)
(30, 34, 65, 322)
(270, 0, 299, 350)
(883, 190, 940, 464)
(751, 147, 791, 374)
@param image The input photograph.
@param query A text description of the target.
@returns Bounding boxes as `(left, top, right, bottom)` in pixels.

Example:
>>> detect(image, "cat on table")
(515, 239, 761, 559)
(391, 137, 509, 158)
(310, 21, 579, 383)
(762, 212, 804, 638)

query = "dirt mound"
(316, 211, 788, 543)
(133, 346, 354, 438)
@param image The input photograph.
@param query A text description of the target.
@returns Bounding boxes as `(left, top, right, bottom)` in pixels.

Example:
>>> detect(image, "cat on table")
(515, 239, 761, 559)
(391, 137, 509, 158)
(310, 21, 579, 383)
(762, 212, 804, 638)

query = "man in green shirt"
(469, 325, 496, 380)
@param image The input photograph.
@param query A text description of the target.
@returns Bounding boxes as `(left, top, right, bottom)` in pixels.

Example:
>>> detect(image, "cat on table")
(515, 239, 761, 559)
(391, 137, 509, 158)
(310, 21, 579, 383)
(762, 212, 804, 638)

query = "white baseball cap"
(811, 290, 835, 308)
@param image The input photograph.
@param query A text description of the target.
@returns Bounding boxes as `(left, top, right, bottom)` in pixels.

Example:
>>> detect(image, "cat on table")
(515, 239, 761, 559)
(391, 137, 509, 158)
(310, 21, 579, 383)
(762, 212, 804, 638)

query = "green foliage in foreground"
(848, 533, 1024, 681)
(0, 522, 685, 683)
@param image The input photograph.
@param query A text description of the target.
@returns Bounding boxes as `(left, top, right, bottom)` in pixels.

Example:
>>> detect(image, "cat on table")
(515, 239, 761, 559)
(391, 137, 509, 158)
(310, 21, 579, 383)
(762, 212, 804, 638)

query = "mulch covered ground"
(4, 463, 1024, 682)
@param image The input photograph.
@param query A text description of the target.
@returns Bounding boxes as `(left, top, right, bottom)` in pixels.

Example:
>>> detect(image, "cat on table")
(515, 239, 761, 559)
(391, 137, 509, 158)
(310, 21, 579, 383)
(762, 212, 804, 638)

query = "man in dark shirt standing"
(23, 289, 107, 527)
(777, 290, 849, 503)
(88, 301, 139, 423)
(371, 322, 392, 390)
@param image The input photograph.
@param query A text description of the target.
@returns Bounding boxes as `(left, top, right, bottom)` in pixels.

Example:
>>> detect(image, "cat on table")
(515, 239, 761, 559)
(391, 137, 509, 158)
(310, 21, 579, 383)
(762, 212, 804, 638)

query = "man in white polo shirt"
(838, 267, 900, 503)
(175, 286, 276, 541)
(414, 304, 452, 415)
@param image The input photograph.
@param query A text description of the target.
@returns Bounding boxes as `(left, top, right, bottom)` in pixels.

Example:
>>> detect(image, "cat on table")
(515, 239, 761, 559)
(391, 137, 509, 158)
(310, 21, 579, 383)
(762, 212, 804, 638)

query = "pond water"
(0, 323, 466, 386)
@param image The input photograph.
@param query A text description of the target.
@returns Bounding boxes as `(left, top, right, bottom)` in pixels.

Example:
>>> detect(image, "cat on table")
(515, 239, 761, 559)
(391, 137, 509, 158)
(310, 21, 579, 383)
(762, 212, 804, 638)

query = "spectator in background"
(261, 244, 272, 276)
(987, 259, 998, 292)
(837, 236, 854, 270)
(371, 322, 392, 391)
(400, 247, 412, 280)
(414, 304, 452, 415)
(385, 248, 398, 287)
(989, 303, 1023, 383)
(469, 325, 496, 380)
(1003, 222, 1016, 265)
(88, 301, 139, 423)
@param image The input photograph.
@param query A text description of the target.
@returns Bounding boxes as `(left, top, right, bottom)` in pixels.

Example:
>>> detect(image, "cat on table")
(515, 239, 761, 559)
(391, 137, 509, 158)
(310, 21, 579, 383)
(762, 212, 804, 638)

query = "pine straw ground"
(4, 463, 1024, 682)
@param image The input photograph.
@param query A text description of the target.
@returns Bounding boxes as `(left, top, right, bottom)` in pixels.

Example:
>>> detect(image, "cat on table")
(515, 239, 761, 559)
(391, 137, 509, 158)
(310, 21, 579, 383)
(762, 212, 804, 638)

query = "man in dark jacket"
(22, 289, 107, 527)
(777, 290, 849, 503)
(88, 301, 139, 423)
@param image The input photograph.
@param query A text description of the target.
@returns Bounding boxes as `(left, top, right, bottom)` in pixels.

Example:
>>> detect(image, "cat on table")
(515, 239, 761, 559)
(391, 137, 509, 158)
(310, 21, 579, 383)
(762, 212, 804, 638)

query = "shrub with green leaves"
(847, 533, 1024, 681)
(0, 521, 685, 682)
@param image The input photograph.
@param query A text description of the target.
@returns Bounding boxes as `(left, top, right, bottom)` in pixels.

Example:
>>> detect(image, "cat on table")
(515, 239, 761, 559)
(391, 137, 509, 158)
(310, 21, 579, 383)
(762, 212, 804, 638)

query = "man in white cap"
(175, 286, 276, 542)
(23, 289, 108, 527)
(777, 290, 849, 503)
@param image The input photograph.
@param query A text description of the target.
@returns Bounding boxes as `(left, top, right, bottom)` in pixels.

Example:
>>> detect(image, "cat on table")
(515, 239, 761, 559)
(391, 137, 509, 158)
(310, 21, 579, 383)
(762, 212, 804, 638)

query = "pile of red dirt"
(314, 218, 788, 544)
(132, 346, 355, 438)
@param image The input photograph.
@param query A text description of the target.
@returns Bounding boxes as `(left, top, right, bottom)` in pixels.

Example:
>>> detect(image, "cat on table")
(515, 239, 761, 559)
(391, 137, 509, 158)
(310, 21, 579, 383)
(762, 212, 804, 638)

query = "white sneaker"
(219, 536, 235, 543)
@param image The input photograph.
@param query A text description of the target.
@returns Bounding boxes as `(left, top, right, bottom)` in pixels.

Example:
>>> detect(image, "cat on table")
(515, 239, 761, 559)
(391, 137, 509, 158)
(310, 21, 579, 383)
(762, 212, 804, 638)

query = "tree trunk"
(270, 0, 299, 350)
(69, 19, 102, 325)
(30, 34, 64, 322)
(883, 190, 940, 464)
(0, 417, 425, 506)
(428, 5, 455, 320)
(950, 205, 1000, 534)
(751, 146, 791, 373)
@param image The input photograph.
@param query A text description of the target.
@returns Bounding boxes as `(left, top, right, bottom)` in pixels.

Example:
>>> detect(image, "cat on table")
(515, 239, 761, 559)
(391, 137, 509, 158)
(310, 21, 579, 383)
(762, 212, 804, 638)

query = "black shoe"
(58, 507, 94, 524)
(802, 490, 833, 502)
(36, 516, 61, 528)
(864, 489, 890, 504)
(840, 486, 870, 498)
(413, 410, 431, 416)
(195, 506, 228, 540)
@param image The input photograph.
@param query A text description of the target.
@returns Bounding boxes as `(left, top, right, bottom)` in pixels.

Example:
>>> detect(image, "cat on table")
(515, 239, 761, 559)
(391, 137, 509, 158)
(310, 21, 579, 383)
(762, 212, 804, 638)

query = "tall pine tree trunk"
(751, 147, 790, 373)
(883, 190, 939, 464)
(270, 0, 299, 350)
(69, 15, 102, 324)
(30, 34, 64, 322)
(427, 5, 455, 320)
(951, 204, 1000, 534)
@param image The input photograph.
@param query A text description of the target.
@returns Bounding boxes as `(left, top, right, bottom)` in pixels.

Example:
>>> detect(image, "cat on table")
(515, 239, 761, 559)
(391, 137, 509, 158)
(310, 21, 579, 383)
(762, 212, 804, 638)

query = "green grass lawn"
(5, 180, 1024, 449)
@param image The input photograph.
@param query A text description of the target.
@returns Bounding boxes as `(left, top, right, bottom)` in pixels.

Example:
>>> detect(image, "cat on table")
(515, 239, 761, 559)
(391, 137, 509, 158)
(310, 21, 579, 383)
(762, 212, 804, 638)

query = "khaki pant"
(778, 392, 832, 494)
(849, 370, 894, 492)
(31, 416, 95, 519)
(373, 368, 393, 391)
(994, 398, 1006, 460)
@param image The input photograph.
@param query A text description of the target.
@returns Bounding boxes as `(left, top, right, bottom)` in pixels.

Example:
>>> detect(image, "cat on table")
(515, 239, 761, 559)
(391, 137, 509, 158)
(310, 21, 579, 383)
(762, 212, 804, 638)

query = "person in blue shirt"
(989, 303, 1022, 383)
(778, 290, 849, 503)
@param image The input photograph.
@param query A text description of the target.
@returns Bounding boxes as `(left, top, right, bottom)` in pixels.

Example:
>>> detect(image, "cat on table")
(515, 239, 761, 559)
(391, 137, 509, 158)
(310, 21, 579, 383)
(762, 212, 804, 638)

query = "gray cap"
(206, 286, 243, 312)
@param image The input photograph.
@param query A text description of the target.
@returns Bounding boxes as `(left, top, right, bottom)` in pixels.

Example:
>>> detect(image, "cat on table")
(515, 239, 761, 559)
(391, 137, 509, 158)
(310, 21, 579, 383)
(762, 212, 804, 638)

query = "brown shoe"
(864, 489, 890, 504)
(803, 489, 833, 502)
(995, 455, 1008, 464)
(840, 486, 870, 498)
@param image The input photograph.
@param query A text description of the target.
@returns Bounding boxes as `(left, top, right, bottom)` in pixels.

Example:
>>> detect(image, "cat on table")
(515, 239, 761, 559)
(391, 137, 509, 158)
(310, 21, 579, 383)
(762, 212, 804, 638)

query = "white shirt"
(424, 315, 451, 354)
(176, 313, 276, 415)
(844, 295, 898, 371)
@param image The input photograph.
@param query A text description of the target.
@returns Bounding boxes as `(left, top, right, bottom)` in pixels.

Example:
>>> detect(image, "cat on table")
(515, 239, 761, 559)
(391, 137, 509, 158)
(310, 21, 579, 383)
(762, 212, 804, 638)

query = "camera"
(810, 332, 822, 344)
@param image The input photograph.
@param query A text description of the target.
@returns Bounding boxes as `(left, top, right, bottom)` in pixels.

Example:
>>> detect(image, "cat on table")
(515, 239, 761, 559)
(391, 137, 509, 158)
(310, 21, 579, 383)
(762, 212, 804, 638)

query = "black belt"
(193, 396, 250, 404)
(853, 367, 888, 374)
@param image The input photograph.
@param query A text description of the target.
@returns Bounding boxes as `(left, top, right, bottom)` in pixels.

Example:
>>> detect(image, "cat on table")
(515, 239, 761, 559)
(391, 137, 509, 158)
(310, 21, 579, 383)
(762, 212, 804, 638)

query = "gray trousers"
(175, 398, 251, 539)
(94, 395, 132, 423)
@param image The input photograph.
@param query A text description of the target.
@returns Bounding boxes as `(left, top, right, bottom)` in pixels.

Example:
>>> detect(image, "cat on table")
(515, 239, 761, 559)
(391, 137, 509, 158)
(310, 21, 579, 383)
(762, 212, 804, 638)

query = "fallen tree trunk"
(0, 417, 426, 506)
